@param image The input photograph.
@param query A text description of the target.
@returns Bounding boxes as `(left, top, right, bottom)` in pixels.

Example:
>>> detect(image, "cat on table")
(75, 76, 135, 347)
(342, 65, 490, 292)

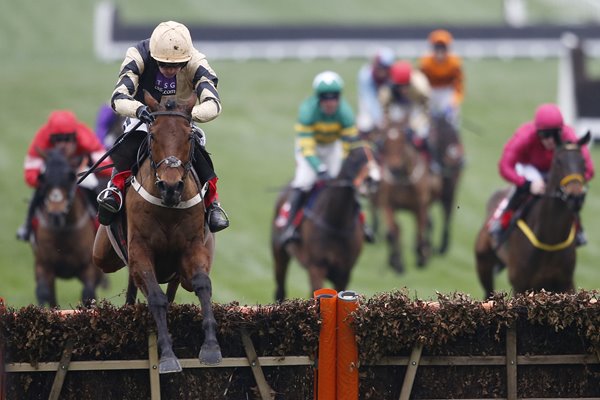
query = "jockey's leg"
(203, 177, 229, 233)
(192, 127, 229, 232)
(489, 183, 530, 238)
(575, 215, 587, 247)
(16, 187, 43, 241)
(280, 188, 306, 245)
(96, 128, 145, 225)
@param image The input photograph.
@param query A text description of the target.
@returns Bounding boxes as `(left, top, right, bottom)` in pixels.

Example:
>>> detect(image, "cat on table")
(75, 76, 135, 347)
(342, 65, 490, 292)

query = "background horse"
(272, 144, 375, 301)
(474, 133, 591, 298)
(31, 148, 103, 307)
(429, 114, 464, 254)
(93, 92, 220, 373)
(375, 121, 440, 273)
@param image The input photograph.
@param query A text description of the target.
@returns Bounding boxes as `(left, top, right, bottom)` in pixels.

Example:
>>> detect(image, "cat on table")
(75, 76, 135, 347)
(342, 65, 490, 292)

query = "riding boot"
(207, 201, 229, 233)
(575, 217, 587, 247)
(489, 183, 529, 239)
(16, 188, 43, 241)
(97, 169, 124, 226)
(280, 188, 305, 245)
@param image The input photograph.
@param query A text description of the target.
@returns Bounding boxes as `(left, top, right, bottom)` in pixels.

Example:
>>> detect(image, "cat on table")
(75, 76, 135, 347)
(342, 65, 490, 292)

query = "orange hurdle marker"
(336, 291, 359, 400)
(314, 288, 338, 400)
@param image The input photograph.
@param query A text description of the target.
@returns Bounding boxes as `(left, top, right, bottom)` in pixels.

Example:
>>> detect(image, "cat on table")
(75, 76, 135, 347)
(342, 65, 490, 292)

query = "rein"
(516, 219, 576, 251)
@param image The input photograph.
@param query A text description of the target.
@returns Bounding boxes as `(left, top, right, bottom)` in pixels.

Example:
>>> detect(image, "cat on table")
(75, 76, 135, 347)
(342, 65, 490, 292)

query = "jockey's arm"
(111, 47, 146, 118)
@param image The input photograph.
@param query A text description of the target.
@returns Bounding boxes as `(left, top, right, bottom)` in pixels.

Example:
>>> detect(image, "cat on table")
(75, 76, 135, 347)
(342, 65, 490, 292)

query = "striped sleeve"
(111, 45, 146, 118)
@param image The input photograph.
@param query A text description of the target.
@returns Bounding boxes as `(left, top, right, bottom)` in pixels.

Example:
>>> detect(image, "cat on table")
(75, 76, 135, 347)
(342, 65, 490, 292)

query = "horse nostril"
(156, 180, 167, 192)
(176, 181, 184, 194)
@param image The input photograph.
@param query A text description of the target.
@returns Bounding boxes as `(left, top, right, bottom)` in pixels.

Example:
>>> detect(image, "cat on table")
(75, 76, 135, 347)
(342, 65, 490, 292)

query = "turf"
(1, 2, 598, 308)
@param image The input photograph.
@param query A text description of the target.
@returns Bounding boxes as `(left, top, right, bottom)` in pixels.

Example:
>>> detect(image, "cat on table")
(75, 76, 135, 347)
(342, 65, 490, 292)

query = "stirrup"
(97, 187, 123, 213)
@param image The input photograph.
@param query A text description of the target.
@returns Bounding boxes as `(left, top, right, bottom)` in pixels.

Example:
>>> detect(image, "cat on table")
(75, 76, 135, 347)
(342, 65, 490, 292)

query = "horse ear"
(143, 90, 159, 111)
(578, 130, 591, 147)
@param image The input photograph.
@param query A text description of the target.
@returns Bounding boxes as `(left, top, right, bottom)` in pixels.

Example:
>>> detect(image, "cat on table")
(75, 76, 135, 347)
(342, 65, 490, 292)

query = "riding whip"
(77, 120, 144, 184)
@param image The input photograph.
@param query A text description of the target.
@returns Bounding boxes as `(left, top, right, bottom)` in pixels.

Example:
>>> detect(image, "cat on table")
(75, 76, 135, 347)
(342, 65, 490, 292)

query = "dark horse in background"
(474, 133, 591, 299)
(93, 91, 220, 373)
(30, 148, 104, 307)
(429, 114, 464, 254)
(375, 120, 441, 273)
(272, 144, 377, 301)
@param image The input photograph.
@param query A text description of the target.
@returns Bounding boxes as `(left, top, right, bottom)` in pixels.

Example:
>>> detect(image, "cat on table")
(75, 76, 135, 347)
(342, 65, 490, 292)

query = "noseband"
(147, 111, 195, 186)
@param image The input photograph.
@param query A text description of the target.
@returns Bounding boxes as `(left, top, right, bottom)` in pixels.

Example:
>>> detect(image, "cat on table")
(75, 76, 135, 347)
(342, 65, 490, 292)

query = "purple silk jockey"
(95, 104, 122, 149)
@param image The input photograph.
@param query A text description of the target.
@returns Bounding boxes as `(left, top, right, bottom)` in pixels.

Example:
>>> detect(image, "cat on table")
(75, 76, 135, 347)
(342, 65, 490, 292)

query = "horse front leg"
(438, 179, 455, 255)
(80, 263, 100, 304)
(273, 241, 291, 302)
(383, 207, 404, 274)
(474, 229, 496, 299)
(415, 207, 432, 268)
(35, 261, 56, 307)
(191, 272, 222, 365)
(132, 265, 181, 373)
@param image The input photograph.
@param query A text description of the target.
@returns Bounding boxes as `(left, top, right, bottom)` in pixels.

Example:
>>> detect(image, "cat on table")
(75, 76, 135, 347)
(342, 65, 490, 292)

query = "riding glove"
(136, 105, 155, 125)
(530, 179, 546, 195)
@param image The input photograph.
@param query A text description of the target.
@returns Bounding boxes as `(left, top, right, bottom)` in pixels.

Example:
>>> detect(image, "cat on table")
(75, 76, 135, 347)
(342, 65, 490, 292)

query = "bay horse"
(272, 144, 376, 301)
(429, 114, 464, 254)
(31, 148, 103, 307)
(93, 91, 220, 373)
(375, 121, 440, 273)
(474, 133, 591, 299)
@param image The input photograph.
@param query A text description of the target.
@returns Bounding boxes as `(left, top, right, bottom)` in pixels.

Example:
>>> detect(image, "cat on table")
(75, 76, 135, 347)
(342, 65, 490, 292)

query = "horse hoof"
(199, 343, 222, 365)
(159, 357, 182, 374)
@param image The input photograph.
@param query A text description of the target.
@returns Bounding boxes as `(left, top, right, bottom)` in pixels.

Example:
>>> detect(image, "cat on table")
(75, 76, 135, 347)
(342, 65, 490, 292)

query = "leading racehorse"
(93, 91, 220, 373)
(474, 133, 591, 298)
(30, 148, 103, 307)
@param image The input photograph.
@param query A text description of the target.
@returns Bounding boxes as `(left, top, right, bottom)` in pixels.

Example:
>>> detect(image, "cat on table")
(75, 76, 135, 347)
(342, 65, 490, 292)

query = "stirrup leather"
(97, 186, 123, 213)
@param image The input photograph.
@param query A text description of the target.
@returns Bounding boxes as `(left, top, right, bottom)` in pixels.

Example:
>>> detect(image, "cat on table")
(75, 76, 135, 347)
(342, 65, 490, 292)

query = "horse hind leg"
(192, 272, 222, 365)
(125, 274, 138, 305)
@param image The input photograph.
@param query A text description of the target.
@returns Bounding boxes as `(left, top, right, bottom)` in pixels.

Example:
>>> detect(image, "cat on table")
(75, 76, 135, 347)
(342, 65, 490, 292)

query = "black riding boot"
(97, 168, 123, 226)
(192, 127, 230, 233)
(16, 188, 43, 241)
(280, 188, 305, 245)
(207, 201, 229, 233)
(490, 183, 530, 238)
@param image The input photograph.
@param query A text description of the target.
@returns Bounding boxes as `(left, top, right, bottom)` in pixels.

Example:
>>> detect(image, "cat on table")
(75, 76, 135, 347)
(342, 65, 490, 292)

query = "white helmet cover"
(149, 21, 193, 63)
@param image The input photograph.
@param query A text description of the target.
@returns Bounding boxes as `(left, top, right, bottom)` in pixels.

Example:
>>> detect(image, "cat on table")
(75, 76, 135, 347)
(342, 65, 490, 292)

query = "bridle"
(147, 111, 195, 187)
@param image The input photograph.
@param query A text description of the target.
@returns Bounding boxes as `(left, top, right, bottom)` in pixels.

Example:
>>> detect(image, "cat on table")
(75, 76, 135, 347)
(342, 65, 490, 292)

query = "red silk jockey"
(491, 103, 594, 245)
(17, 110, 113, 241)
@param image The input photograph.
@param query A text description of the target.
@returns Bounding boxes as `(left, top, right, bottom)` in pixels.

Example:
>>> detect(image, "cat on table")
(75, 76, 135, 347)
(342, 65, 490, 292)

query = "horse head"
(380, 122, 419, 183)
(339, 142, 380, 194)
(38, 148, 78, 229)
(144, 90, 197, 207)
(546, 131, 591, 212)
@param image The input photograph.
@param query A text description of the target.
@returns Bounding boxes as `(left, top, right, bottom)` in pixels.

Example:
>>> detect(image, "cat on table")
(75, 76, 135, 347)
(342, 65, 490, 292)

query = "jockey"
(280, 71, 373, 244)
(419, 29, 464, 129)
(96, 20, 229, 232)
(379, 60, 437, 171)
(17, 110, 112, 241)
(491, 103, 595, 245)
(356, 47, 395, 135)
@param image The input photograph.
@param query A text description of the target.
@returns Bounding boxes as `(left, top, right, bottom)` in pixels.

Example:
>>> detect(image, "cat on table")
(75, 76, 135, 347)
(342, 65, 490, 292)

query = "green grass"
(1, 2, 599, 308)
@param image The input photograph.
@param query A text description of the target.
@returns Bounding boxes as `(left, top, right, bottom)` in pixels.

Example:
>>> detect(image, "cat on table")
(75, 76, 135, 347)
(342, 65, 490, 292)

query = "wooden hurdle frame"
(3, 295, 600, 399)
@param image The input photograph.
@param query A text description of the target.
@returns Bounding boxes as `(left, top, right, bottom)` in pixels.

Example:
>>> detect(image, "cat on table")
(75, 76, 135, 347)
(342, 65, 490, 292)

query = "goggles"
(157, 61, 188, 69)
(318, 92, 340, 101)
(50, 133, 76, 143)
(537, 128, 561, 139)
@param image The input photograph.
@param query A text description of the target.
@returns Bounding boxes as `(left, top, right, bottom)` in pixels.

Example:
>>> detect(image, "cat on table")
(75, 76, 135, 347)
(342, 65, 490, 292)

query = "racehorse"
(93, 91, 220, 373)
(272, 144, 377, 301)
(474, 133, 591, 299)
(429, 114, 464, 254)
(375, 121, 440, 273)
(31, 148, 103, 307)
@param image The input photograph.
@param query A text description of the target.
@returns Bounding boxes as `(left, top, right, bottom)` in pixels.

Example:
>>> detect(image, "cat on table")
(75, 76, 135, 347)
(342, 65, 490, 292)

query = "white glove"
(530, 179, 545, 195)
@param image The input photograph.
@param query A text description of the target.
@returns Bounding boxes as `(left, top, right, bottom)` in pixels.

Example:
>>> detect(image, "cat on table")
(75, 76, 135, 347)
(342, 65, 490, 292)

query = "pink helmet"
(534, 104, 563, 130)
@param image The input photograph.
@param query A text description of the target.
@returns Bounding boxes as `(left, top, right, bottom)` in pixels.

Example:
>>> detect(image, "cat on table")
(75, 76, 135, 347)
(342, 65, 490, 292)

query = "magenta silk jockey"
(499, 104, 594, 185)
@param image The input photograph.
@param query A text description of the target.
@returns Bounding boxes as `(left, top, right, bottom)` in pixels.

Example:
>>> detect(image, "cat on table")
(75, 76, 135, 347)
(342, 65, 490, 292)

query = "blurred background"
(1, 0, 600, 308)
